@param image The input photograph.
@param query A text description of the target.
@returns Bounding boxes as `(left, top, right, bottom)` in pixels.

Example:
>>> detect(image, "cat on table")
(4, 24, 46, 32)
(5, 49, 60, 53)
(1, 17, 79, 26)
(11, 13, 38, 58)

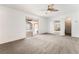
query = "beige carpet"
(0, 34, 79, 54)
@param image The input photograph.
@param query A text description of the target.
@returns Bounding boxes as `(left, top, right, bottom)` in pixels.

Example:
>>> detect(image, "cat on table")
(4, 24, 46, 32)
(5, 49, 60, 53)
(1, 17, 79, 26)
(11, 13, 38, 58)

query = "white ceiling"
(2, 4, 79, 17)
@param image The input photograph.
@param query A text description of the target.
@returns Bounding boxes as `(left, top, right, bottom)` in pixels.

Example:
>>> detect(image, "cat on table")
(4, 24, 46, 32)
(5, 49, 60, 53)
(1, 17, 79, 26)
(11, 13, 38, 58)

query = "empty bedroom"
(0, 4, 79, 54)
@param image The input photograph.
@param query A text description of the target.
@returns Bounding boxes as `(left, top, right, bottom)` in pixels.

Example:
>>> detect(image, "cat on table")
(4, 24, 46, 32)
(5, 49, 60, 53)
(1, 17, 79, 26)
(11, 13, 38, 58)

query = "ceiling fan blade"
(48, 4, 59, 11)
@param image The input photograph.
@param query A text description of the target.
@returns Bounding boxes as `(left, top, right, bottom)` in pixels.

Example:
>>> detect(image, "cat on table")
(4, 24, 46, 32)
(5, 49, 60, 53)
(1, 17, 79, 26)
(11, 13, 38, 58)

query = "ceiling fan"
(36, 4, 59, 16)
(47, 4, 58, 12)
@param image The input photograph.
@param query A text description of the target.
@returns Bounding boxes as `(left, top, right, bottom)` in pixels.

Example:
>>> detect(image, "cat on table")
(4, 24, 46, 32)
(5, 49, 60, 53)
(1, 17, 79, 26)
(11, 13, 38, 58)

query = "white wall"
(48, 12, 66, 36)
(49, 18, 54, 33)
(0, 5, 27, 44)
(72, 12, 79, 37)
(39, 17, 49, 33)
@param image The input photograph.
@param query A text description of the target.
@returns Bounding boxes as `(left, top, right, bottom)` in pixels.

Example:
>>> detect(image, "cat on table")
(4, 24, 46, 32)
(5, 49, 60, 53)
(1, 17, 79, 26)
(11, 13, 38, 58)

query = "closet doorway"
(65, 17, 71, 36)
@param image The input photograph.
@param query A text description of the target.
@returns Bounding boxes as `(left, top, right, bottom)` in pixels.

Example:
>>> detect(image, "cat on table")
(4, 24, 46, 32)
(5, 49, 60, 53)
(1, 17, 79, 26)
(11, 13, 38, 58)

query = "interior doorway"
(32, 20, 39, 35)
(26, 16, 39, 37)
(26, 19, 39, 36)
(65, 17, 71, 36)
